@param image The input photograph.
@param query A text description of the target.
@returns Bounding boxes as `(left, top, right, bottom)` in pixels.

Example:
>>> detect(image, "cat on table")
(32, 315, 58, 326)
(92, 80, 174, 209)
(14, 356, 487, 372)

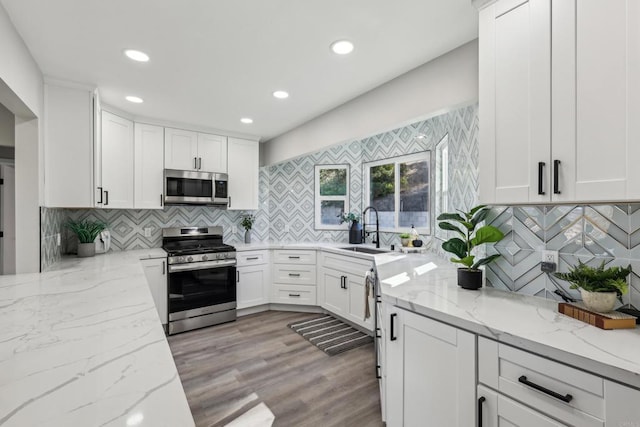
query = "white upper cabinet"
(134, 123, 164, 209)
(227, 137, 259, 210)
(197, 133, 227, 173)
(479, 0, 551, 204)
(100, 111, 134, 209)
(44, 81, 96, 208)
(164, 127, 227, 173)
(164, 128, 198, 171)
(479, 0, 640, 203)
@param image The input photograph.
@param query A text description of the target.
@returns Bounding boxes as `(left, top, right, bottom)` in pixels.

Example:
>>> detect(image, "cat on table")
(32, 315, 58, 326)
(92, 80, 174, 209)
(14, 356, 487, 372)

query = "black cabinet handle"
(376, 365, 382, 379)
(160, 194, 163, 207)
(375, 327, 382, 339)
(288, 273, 301, 277)
(478, 396, 486, 427)
(288, 256, 300, 259)
(246, 257, 259, 261)
(390, 313, 397, 341)
(228, 196, 231, 208)
(340, 276, 344, 289)
(236, 271, 239, 282)
(97, 186, 103, 204)
(198, 157, 202, 170)
(343, 275, 347, 289)
(553, 159, 561, 194)
(162, 261, 165, 275)
(538, 162, 546, 195)
(288, 293, 301, 297)
(518, 375, 573, 403)
(194, 157, 197, 169)
(104, 190, 109, 206)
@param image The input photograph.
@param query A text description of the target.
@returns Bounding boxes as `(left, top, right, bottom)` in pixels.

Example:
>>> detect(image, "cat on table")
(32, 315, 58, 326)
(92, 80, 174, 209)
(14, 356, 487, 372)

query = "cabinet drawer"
(321, 252, 372, 277)
(479, 337, 604, 427)
(272, 284, 316, 305)
(236, 250, 269, 266)
(273, 265, 316, 286)
(273, 250, 316, 265)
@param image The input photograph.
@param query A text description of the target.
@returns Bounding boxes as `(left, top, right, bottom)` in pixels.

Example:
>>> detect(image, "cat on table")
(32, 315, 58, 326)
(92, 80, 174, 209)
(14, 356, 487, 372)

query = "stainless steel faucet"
(362, 206, 380, 249)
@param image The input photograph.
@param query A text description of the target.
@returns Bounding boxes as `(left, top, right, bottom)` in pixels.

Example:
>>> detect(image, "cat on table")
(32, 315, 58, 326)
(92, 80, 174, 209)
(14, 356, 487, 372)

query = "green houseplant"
(241, 214, 255, 244)
(339, 211, 362, 244)
(437, 205, 504, 290)
(66, 219, 107, 257)
(554, 261, 631, 312)
(399, 233, 411, 247)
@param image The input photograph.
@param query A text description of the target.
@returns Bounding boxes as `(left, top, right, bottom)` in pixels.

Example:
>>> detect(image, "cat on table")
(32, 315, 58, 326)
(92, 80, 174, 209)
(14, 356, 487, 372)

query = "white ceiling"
(0, 0, 478, 141)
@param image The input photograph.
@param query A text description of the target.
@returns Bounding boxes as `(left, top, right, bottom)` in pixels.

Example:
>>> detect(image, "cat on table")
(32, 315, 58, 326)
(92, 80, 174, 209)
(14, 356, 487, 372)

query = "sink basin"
(338, 247, 390, 255)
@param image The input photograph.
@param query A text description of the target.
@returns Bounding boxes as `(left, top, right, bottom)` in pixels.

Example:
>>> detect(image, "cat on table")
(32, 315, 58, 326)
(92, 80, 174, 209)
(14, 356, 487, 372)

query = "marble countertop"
(376, 253, 640, 390)
(0, 249, 194, 427)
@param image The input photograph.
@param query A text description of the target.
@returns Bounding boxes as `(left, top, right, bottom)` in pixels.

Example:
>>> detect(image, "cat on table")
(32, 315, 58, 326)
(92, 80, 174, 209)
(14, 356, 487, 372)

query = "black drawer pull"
(246, 257, 259, 260)
(390, 313, 397, 341)
(538, 162, 546, 195)
(97, 186, 103, 204)
(288, 273, 301, 277)
(288, 293, 301, 297)
(376, 365, 382, 379)
(518, 375, 573, 403)
(553, 159, 561, 194)
(375, 327, 382, 339)
(288, 256, 301, 259)
(478, 396, 485, 427)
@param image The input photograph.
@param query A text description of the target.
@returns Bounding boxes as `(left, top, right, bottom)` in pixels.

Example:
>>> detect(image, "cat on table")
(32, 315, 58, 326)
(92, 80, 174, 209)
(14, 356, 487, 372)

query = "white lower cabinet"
(477, 385, 564, 427)
(385, 305, 476, 427)
(140, 258, 167, 325)
(236, 250, 270, 309)
(271, 250, 317, 306)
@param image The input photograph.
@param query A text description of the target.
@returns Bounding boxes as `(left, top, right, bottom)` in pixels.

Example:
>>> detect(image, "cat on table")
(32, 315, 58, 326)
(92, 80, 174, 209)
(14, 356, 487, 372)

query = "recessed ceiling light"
(125, 96, 144, 103)
(272, 90, 289, 99)
(124, 49, 150, 62)
(240, 117, 253, 124)
(330, 40, 354, 55)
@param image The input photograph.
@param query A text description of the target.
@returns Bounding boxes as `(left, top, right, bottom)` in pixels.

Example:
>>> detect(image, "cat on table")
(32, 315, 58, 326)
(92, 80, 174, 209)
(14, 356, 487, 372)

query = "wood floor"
(168, 310, 383, 427)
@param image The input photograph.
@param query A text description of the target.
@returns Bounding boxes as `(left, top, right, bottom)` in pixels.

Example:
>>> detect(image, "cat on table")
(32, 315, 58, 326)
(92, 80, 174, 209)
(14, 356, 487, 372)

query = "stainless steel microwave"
(164, 169, 229, 206)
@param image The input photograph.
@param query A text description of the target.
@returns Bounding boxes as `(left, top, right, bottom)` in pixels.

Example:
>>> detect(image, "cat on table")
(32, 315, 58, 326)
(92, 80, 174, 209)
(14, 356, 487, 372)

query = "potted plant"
(554, 261, 631, 312)
(339, 212, 362, 244)
(437, 205, 504, 290)
(241, 214, 255, 244)
(399, 233, 411, 247)
(66, 219, 107, 257)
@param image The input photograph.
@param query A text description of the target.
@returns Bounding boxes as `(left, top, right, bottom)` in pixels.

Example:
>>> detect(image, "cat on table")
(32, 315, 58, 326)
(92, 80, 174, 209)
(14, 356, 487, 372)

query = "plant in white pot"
(437, 205, 504, 290)
(66, 220, 107, 257)
(554, 261, 631, 312)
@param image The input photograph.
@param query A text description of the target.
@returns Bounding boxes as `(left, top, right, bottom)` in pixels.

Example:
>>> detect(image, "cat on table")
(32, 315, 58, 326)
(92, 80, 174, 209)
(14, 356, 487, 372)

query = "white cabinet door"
(227, 137, 259, 210)
(44, 82, 95, 208)
(101, 111, 134, 209)
(605, 380, 640, 425)
(477, 385, 565, 427)
(140, 258, 167, 325)
(164, 127, 198, 170)
(237, 264, 269, 309)
(479, 0, 551, 204)
(552, 0, 640, 201)
(197, 133, 227, 173)
(386, 306, 476, 427)
(346, 273, 374, 331)
(321, 268, 348, 316)
(134, 123, 164, 209)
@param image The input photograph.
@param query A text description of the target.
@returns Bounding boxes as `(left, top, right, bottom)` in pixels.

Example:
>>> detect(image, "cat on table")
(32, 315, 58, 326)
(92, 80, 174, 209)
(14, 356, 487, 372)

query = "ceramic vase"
(349, 222, 362, 244)
(580, 289, 617, 312)
(244, 229, 251, 244)
(457, 268, 483, 290)
(77, 242, 96, 258)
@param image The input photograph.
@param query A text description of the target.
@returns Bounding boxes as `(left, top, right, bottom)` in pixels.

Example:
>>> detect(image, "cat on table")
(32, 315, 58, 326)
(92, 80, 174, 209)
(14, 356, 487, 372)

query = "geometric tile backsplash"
(37, 101, 640, 311)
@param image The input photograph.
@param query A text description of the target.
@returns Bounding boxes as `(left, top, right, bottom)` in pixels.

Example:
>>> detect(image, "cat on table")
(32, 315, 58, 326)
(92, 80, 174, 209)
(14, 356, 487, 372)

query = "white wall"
(0, 103, 15, 146)
(262, 39, 479, 166)
(0, 3, 44, 273)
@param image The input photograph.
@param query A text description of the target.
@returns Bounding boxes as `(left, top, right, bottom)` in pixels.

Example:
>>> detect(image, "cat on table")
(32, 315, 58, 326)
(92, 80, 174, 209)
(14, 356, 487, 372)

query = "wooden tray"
(558, 302, 637, 330)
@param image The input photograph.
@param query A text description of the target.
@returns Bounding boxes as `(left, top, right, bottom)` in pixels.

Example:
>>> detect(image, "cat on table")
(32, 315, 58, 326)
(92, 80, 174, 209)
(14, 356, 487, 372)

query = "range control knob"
(177, 256, 185, 263)
(202, 255, 208, 261)
(217, 253, 225, 260)
(187, 256, 193, 262)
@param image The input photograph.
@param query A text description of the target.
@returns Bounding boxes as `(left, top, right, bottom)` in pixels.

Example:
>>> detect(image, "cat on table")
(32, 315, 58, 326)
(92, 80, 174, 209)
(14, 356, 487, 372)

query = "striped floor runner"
(288, 315, 373, 356)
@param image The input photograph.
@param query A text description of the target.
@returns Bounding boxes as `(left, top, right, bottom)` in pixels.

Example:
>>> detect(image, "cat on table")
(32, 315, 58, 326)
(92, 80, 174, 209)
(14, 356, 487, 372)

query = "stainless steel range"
(162, 226, 236, 335)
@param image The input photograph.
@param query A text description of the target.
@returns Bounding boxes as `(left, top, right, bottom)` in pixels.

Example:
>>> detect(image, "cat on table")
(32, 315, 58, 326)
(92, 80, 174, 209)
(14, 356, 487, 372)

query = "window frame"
(314, 164, 350, 231)
(434, 134, 450, 241)
(363, 151, 431, 235)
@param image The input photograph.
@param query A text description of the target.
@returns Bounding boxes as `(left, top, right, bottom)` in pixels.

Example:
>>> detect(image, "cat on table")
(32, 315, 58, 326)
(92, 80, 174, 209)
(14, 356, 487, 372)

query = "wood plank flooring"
(168, 310, 383, 427)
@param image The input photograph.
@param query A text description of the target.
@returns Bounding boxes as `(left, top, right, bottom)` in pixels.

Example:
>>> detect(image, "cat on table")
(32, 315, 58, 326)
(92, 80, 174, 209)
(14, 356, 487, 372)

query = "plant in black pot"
(437, 205, 504, 290)
(339, 212, 362, 244)
(66, 219, 107, 258)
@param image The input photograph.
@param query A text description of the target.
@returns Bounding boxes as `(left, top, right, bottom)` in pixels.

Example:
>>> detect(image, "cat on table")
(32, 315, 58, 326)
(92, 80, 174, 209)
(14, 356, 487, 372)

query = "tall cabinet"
(134, 123, 164, 209)
(99, 111, 134, 208)
(227, 137, 259, 210)
(479, 0, 640, 203)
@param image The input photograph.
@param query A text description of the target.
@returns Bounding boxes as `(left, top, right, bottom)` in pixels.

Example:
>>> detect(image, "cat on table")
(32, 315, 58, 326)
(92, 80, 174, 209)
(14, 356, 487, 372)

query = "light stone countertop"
(0, 249, 194, 427)
(375, 252, 640, 390)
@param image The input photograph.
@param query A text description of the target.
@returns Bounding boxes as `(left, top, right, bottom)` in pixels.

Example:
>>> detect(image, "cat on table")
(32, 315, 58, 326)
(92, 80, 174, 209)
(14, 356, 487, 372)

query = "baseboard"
(269, 304, 324, 314)
(237, 304, 270, 317)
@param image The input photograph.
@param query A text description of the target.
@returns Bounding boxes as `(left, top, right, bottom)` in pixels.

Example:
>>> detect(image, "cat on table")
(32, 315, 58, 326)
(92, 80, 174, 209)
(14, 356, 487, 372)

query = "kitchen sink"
(338, 247, 390, 255)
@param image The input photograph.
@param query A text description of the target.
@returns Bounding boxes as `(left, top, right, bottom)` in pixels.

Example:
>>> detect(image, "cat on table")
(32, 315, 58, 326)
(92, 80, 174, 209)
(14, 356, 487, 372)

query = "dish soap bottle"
(409, 225, 420, 247)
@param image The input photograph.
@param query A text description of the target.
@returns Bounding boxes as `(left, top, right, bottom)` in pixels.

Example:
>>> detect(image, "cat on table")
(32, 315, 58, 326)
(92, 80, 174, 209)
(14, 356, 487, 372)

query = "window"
(315, 164, 350, 230)
(435, 134, 449, 240)
(364, 152, 431, 234)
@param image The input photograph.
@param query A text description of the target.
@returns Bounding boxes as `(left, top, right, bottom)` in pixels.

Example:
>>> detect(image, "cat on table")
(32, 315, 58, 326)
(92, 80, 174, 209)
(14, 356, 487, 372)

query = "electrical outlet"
(143, 227, 152, 238)
(56, 233, 61, 246)
(284, 224, 290, 232)
(542, 250, 558, 265)
(232, 226, 237, 233)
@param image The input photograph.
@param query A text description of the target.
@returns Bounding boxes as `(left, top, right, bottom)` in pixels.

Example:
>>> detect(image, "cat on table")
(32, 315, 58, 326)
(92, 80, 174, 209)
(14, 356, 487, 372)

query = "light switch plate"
(232, 226, 237, 233)
(143, 227, 152, 237)
(56, 233, 61, 246)
(284, 224, 290, 232)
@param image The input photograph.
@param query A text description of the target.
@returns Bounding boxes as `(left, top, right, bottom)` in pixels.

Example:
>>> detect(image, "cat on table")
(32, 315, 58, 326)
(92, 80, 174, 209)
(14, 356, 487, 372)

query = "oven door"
(164, 169, 214, 204)
(168, 261, 236, 321)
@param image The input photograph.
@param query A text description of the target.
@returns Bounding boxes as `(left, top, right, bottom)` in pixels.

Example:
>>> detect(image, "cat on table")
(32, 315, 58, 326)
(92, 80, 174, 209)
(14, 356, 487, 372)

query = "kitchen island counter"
(0, 249, 193, 427)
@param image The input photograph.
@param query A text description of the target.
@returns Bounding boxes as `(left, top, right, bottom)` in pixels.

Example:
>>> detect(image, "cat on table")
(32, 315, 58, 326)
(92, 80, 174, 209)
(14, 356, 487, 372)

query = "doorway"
(0, 163, 15, 274)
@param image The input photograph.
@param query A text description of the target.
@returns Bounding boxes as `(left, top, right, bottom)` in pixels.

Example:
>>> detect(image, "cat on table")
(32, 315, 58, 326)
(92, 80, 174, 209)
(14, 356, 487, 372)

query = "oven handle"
(168, 259, 237, 273)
